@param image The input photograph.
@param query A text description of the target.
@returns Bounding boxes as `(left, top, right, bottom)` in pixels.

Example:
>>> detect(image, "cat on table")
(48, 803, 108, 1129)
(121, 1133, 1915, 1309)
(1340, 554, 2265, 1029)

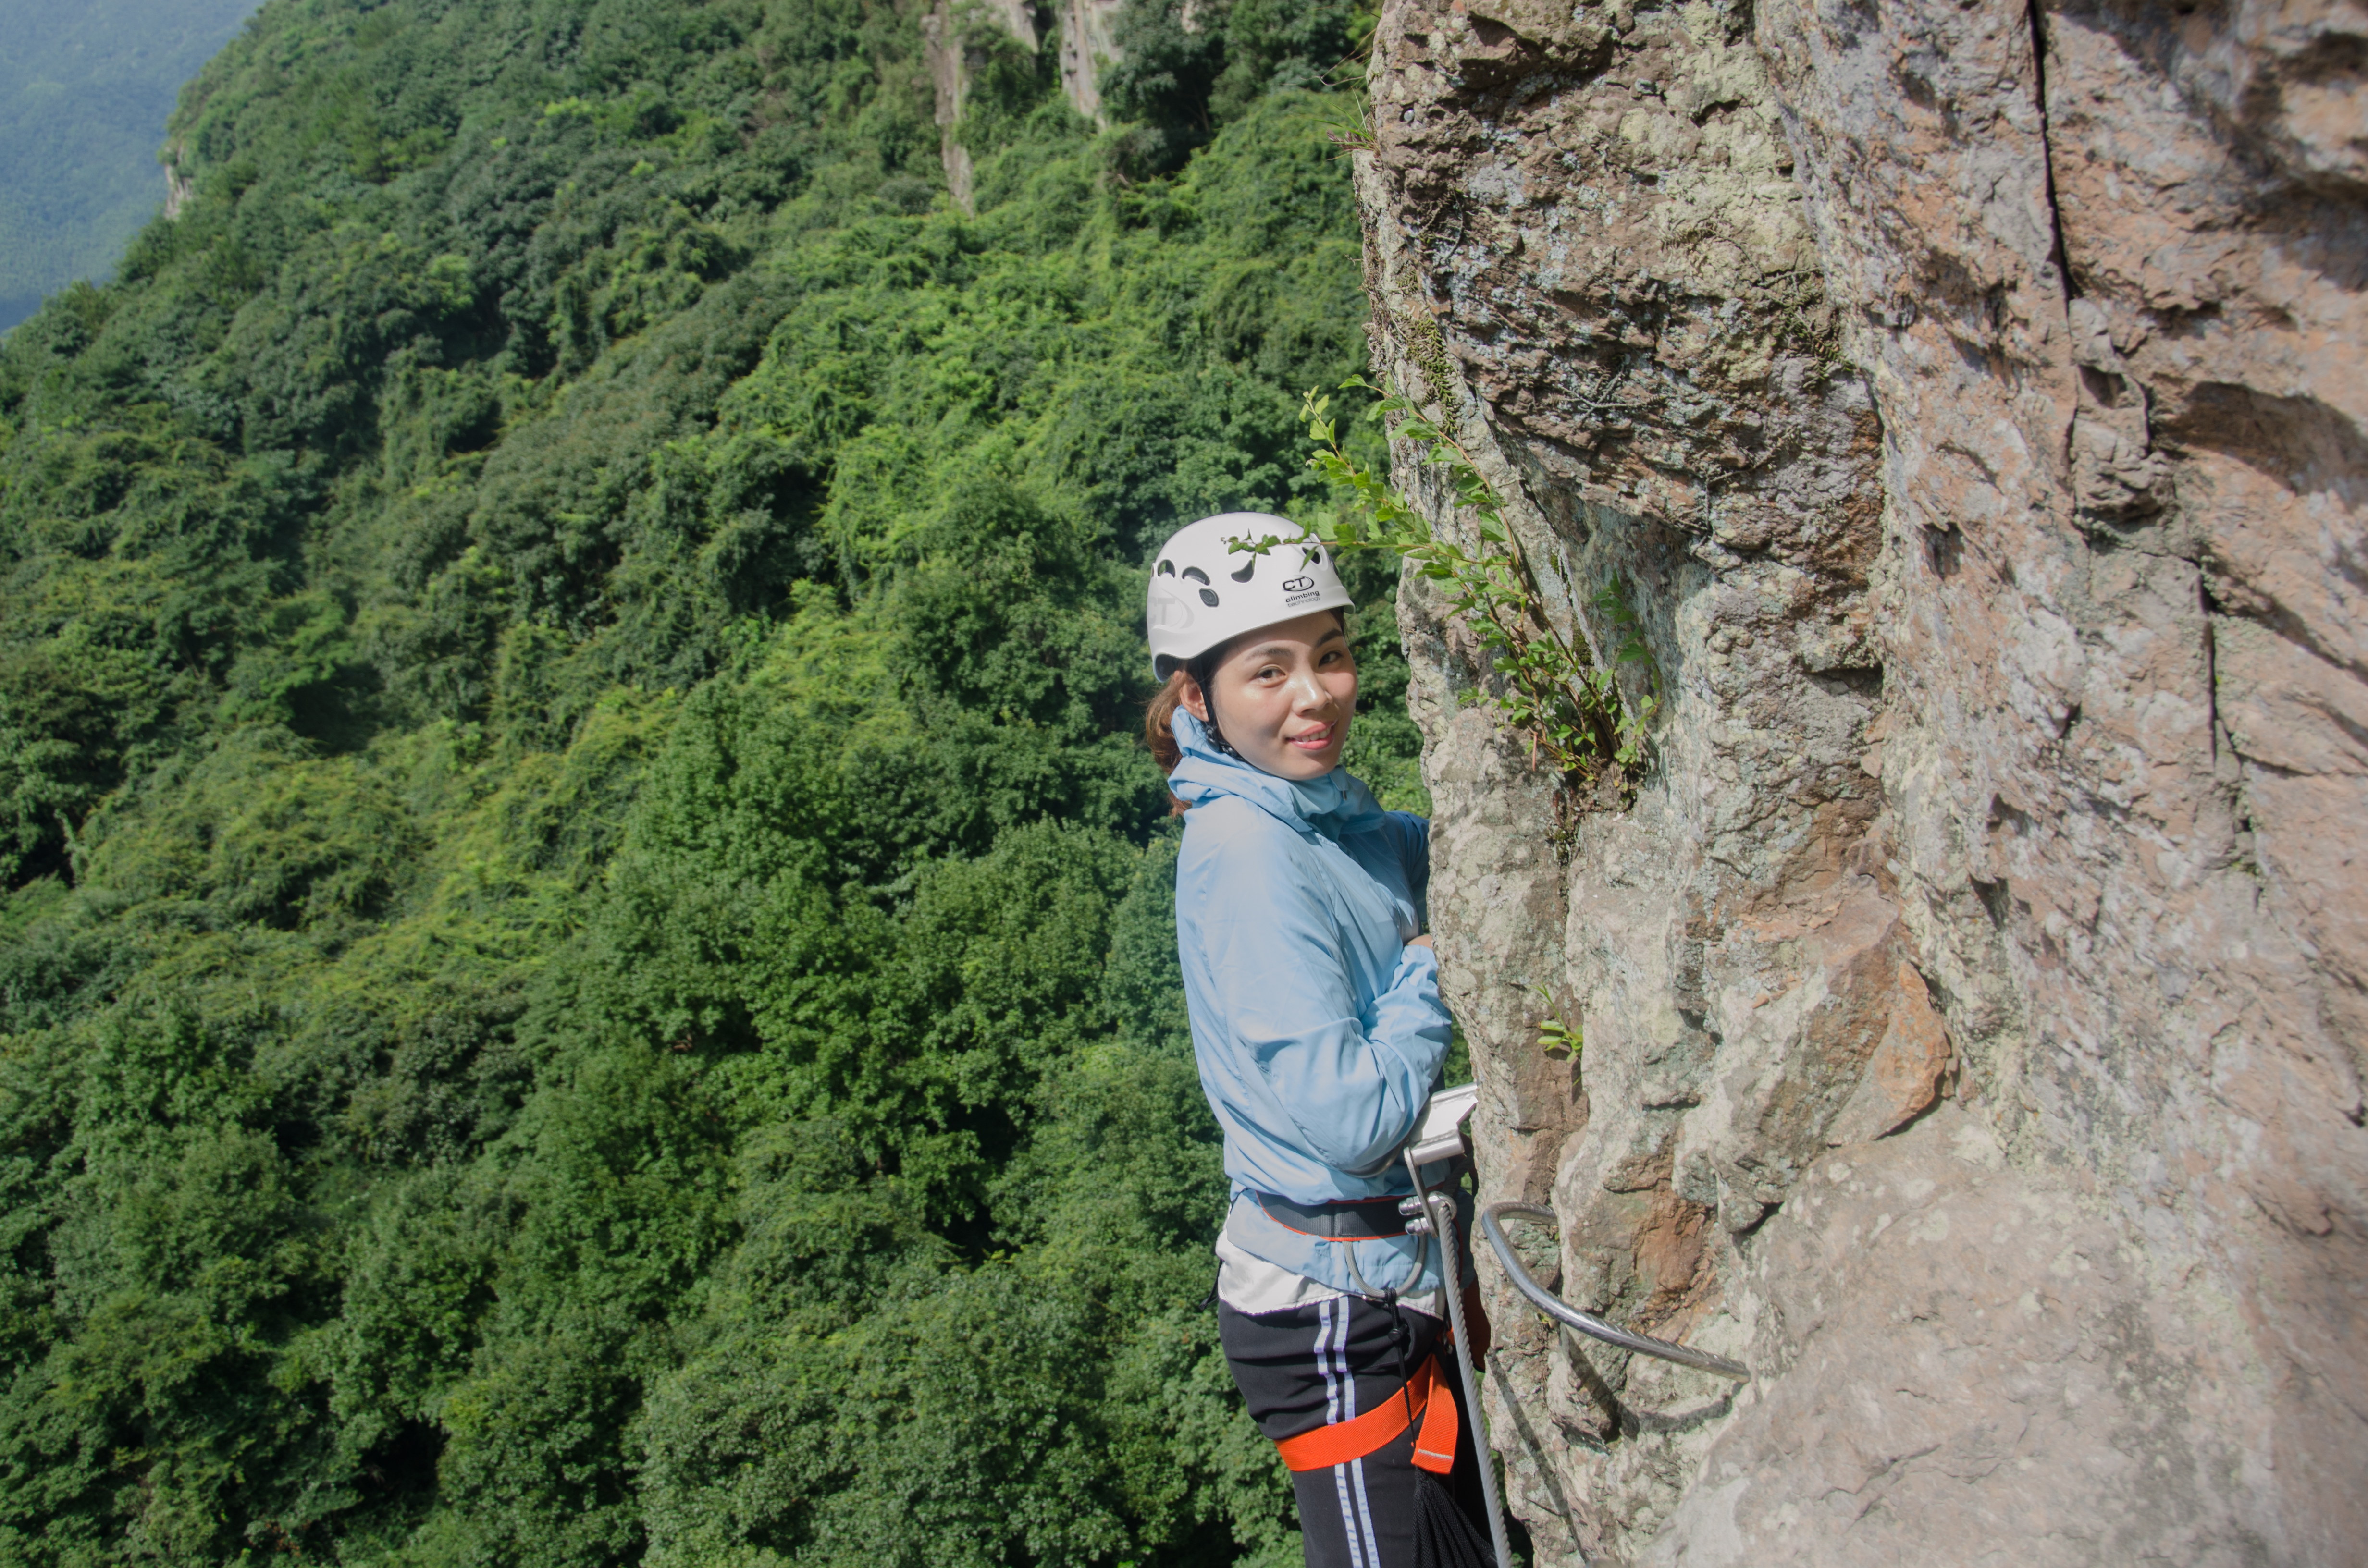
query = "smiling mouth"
(1287, 724, 1338, 749)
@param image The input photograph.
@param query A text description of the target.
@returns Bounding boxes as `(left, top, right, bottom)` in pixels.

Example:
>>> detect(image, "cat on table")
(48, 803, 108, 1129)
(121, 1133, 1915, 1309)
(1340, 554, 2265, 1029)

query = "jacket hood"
(1168, 709, 1389, 840)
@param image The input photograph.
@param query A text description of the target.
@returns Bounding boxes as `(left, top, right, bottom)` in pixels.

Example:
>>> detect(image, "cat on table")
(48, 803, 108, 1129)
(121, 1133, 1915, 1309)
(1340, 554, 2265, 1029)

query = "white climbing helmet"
(1145, 512, 1355, 678)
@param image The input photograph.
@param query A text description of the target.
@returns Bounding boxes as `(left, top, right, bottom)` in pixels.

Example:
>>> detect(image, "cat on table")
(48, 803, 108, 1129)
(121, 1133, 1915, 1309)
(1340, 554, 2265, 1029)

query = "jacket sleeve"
(1185, 839, 1455, 1177)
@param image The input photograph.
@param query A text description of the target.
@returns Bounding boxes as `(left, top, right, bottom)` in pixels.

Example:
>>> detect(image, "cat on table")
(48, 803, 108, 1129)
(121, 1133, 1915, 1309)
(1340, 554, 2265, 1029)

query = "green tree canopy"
(0, 0, 1414, 1562)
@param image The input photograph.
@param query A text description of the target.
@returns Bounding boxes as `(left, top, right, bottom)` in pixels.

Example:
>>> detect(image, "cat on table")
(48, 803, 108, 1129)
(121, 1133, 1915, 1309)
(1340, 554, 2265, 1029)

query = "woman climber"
(1144, 514, 1499, 1568)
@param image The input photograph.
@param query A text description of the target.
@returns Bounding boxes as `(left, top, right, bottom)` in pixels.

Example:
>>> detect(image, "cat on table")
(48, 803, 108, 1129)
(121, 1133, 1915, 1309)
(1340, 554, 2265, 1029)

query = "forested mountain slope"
(0, 1, 1405, 1561)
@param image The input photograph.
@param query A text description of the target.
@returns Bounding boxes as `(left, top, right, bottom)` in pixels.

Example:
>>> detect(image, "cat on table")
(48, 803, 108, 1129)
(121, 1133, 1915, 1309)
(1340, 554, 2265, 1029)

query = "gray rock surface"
(1352, 2, 2367, 1561)
(925, 0, 1116, 210)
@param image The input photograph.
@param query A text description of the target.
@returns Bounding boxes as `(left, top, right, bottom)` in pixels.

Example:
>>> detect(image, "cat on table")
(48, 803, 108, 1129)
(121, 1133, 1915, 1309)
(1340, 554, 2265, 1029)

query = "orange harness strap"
(1408, 1355, 1459, 1474)
(1273, 1353, 1460, 1476)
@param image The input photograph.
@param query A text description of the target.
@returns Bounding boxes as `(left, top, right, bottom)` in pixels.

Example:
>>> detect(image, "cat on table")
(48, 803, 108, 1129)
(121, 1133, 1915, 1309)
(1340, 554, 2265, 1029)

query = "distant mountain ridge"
(0, 0, 259, 330)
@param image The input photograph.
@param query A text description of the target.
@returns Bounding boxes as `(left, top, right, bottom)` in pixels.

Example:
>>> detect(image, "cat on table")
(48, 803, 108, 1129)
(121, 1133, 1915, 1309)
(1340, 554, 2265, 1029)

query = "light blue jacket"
(1169, 710, 1458, 1299)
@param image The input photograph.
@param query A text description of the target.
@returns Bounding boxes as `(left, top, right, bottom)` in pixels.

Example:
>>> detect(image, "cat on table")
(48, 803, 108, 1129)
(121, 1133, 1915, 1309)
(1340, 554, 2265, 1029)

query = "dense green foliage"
(0, 0, 1416, 1561)
(0, 0, 262, 330)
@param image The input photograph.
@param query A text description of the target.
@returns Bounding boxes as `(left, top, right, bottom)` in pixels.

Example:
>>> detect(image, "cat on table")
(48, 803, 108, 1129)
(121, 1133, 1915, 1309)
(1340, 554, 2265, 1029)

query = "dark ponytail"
(1145, 669, 1197, 778)
(1145, 650, 1225, 814)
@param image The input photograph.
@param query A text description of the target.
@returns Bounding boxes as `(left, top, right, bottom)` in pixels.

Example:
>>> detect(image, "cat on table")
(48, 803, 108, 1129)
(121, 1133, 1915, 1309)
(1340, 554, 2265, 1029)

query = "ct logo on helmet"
(1282, 576, 1315, 593)
(1146, 589, 1194, 630)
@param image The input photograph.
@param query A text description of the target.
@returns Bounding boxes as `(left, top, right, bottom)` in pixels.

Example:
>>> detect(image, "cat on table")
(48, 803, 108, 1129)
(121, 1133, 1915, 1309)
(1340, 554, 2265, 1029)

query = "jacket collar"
(1169, 710, 1389, 841)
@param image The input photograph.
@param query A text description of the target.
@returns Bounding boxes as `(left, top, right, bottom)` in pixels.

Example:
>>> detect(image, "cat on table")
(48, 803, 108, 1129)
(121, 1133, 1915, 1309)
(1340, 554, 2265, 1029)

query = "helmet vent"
(1182, 566, 1210, 585)
(1157, 559, 1175, 576)
(1198, 588, 1221, 607)
(1230, 558, 1256, 582)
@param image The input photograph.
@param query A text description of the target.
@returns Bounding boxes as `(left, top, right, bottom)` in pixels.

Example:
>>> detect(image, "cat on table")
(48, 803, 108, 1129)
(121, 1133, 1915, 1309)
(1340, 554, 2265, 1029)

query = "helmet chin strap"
(1185, 655, 1250, 764)
(1197, 687, 1248, 763)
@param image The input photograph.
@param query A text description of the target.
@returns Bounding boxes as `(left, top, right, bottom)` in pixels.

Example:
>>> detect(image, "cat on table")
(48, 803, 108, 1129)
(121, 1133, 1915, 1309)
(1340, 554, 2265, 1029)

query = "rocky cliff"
(925, 0, 1125, 208)
(1350, 2, 2367, 1562)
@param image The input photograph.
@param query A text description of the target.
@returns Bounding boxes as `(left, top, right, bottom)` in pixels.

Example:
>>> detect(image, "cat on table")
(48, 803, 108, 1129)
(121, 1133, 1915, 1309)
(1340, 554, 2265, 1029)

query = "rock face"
(925, 0, 1120, 209)
(1056, 0, 1127, 122)
(1352, 2, 2367, 1561)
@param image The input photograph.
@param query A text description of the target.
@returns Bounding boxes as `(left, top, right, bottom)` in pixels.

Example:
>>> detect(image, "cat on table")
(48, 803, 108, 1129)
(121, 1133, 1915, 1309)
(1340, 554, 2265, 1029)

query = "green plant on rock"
(1272, 377, 1658, 790)
(1531, 984, 1582, 1062)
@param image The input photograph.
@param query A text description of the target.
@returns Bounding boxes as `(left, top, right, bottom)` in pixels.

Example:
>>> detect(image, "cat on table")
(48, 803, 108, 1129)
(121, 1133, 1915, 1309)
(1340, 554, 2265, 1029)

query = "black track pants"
(1220, 1296, 1495, 1568)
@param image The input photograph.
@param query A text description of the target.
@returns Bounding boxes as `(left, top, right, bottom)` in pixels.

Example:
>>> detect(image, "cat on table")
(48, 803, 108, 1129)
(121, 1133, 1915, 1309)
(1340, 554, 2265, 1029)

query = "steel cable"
(1479, 1202, 1751, 1383)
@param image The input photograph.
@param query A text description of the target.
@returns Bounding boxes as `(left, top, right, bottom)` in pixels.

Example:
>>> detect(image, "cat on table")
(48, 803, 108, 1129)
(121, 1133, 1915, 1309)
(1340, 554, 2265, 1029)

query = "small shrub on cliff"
(1281, 379, 1658, 794)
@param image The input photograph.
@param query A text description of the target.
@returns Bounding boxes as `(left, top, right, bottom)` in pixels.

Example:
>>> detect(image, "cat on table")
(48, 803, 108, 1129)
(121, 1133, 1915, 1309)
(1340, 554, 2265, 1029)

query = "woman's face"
(1183, 611, 1358, 780)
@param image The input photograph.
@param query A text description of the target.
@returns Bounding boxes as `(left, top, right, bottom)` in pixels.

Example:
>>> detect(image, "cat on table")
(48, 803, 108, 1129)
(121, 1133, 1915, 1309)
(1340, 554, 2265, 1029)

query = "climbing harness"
(1246, 1084, 1512, 1566)
(1478, 1203, 1751, 1383)
(1261, 1088, 1758, 1568)
(1256, 1191, 1421, 1240)
(1272, 1349, 1461, 1475)
(1254, 1187, 1429, 1305)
